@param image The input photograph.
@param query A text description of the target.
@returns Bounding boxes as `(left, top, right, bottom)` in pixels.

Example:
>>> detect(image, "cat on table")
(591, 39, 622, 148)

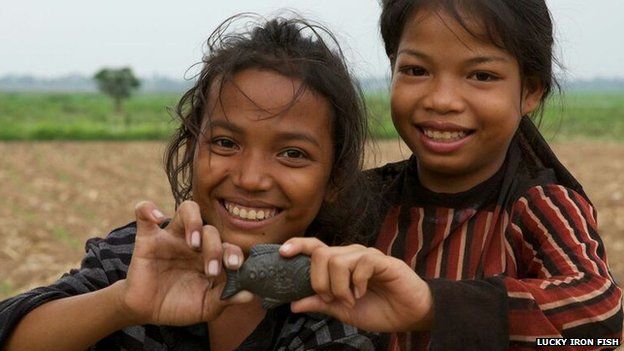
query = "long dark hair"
(164, 13, 378, 245)
(379, 0, 560, 120)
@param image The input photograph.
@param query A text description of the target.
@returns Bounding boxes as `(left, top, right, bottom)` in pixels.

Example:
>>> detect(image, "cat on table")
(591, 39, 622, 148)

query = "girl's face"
(192, 68, 334, 253)
(391, 9, 542, 193)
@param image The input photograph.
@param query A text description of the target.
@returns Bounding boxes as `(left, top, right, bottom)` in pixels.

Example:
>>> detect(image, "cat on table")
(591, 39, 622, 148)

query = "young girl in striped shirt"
(281, 1, 623, 349)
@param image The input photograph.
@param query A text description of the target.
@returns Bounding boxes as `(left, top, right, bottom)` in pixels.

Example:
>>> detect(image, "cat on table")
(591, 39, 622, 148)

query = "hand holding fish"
(280, 237, 434, 332)
(116, 200, 253, 327)
(220, 244, 314, 309)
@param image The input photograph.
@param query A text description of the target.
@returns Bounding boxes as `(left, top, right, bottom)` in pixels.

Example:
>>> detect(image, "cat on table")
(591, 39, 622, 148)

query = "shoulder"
(514, 184, 593, 210)
(81, 222, 137, 270)
(85, 222, 137, 249)
(509, 184, 597, 230)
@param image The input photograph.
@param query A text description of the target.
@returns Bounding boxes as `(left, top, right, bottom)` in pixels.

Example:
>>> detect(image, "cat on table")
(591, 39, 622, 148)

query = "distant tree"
(93, 67, 140, 125)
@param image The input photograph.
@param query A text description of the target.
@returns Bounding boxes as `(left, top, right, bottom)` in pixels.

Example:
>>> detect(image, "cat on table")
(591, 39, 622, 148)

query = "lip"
(215, 198, 283, 231)
(414, 120, 474, 132)
(413, 121, 474, 154)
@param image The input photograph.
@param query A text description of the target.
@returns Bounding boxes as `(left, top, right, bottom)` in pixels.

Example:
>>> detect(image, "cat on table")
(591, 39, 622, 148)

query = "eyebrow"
(207, 119, 243, 134)
(397, 48, 509, 64)
(208, 119, 322, 148)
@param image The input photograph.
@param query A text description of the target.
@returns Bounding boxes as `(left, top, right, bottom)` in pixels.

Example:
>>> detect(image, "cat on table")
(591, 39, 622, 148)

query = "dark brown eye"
(279, 149, 307, 159)
(402, 66, 427, 76)
(212, 138, 237, 149)
(470, 72, 499, 82)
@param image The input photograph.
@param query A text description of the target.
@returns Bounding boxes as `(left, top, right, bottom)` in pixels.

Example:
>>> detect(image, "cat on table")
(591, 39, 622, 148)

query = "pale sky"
(1, 0, 622, 80)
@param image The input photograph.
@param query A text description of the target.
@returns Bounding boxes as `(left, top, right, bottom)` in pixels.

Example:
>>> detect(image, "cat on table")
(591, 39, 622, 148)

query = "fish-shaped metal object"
(220, 243, 314, 309)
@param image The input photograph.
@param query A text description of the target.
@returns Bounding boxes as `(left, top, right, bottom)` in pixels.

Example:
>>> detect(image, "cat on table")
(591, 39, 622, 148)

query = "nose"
(231, 150, 273, 192)
(422, 76, 465, 114)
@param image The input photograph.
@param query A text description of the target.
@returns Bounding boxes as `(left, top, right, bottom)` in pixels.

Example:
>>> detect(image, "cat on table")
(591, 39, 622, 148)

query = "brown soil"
(0, 140, 622, 299)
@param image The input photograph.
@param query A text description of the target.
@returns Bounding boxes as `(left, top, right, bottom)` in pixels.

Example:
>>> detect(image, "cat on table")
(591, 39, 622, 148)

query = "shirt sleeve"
(502, 185, 623, 349)
(426, 185, 622, 351)
(0, 225, 135, 345)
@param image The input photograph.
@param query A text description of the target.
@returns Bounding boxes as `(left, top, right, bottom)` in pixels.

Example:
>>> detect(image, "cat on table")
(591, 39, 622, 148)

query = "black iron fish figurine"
(220, 243, 314, 309)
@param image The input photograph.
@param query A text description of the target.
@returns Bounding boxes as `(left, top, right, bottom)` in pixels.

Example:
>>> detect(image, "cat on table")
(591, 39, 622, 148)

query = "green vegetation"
(0, 91, 622, 141)
(539, 92, 624, 141)
(0, 92, 179, 140)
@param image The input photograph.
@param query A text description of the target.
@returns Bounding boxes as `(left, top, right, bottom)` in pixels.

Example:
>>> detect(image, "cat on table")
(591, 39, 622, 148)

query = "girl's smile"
(216, 197, 283, 231)
(414, 120, 475, 154)
(192, 68, 334, 253)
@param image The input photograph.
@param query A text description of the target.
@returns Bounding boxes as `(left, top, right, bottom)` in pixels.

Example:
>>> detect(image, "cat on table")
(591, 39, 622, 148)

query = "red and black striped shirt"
(370, 123, 623, 350)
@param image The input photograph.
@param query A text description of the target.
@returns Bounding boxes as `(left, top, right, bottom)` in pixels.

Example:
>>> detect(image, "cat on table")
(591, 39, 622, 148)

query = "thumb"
(290, 295, 333, 315)
(221, 289, 255, 305)
(134, 200, 166, 237)
(203, 283, 255, 320)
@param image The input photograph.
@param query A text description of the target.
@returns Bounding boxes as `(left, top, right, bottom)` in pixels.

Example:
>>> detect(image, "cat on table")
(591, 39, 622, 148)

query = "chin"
(221, 230, 273, 254)
(419, 154, 464, 173)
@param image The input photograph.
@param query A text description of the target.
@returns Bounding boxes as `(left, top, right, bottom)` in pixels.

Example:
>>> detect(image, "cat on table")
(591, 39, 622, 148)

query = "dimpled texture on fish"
(220, 244, 314, 309)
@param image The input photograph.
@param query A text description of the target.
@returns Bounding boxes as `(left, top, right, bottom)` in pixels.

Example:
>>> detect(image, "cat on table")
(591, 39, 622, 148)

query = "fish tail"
(220, 269, 241, 300)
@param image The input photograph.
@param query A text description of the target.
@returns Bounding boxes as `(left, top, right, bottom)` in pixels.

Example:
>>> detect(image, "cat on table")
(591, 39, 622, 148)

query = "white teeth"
(223, 201, 278, 221)
(423, 128, 467, 141)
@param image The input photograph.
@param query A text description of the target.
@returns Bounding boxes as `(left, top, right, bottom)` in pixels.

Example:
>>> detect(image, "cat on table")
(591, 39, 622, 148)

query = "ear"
(521, 78, 544, 115)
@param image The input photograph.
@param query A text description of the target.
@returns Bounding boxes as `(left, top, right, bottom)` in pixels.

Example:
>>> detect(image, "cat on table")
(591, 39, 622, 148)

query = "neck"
(417, 156, 506, 194)
(208, 297, 266, 351)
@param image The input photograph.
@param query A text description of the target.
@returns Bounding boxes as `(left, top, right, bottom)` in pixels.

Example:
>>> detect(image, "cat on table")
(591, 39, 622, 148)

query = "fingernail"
(280, 243, 292, 253)
(227, 255, 239, 268)
(191, 231, 201, 248)
(208, 260, 219, 276)
(354, 287, 361, 299)
(152, 209, 164, 220)
(320, 294, 333, 303)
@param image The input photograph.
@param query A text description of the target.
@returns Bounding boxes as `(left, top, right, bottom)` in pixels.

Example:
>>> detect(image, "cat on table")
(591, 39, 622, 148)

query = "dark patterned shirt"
(0, 222, 379, 350)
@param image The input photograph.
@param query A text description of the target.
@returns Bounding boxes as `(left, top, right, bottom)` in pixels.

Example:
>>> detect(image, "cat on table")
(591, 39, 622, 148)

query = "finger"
(134, 200, 166, 237)
(201, 225, 223, 277)
(351, 253, 377, 299)
(353, 249, 400, 298)
(165, 200, 204, 249)
(326, 245, 368, 307)
(290, 295, 345, 318)
(222, 242, 244, 270)
(309, 247, 333, 302)
(202, 284, 254, 321)
(222, 290, 254, 305)
(328, 254, 356, 307)
(309, 245, 364, 303)
(279, 237, 327, 257)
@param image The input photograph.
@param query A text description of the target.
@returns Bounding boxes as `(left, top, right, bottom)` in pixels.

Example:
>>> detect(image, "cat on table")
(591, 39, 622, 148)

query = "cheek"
(390, 86, 409, 120)
(390, 81, 422, 127)
(471, 91, 522, 131)
(284, 169, 330, 220)
(192, 154, 225, 198)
